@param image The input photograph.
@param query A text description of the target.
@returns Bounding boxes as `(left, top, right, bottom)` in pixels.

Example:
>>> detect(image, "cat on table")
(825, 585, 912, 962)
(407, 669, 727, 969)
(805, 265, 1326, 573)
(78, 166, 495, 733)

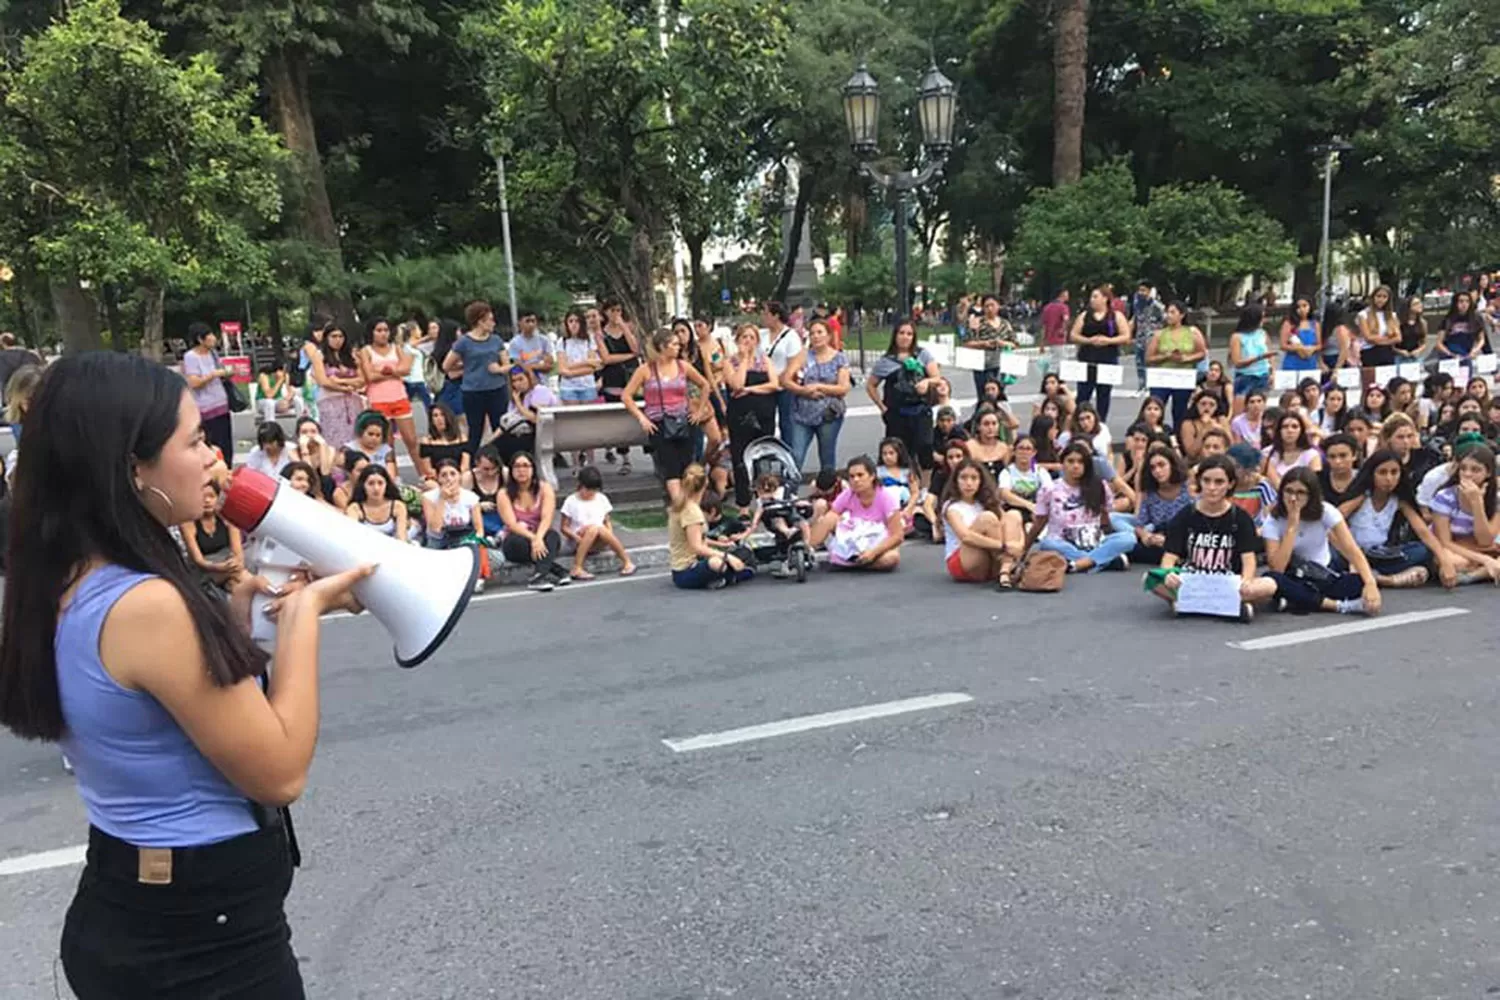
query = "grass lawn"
(613, 507, 668, 531)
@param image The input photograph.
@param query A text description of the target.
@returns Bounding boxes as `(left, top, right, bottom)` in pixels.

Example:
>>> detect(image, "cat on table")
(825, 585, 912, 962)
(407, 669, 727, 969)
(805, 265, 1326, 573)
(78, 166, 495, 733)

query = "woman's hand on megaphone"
(266, 564, 376, 618)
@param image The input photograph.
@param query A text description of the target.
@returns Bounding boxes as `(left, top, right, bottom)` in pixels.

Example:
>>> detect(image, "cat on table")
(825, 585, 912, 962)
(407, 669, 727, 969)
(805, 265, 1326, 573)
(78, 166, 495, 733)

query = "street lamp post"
(842, 61, 958, 319)
(1312, 138, 1353, 319)
(491, 147, 521, 335)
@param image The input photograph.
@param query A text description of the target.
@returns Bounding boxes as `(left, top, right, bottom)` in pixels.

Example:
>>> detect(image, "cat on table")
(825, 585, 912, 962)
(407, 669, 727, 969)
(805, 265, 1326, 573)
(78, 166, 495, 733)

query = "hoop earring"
(140, 485, 175, 521)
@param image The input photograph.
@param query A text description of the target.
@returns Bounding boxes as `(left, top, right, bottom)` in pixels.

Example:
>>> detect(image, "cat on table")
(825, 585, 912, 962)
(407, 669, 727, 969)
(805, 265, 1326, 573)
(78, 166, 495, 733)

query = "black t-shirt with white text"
(1164, 504, 1261, 574)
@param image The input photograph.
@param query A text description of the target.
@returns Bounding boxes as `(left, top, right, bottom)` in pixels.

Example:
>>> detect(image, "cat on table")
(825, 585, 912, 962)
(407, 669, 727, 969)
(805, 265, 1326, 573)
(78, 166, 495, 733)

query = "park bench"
(534, 402, 649, 488)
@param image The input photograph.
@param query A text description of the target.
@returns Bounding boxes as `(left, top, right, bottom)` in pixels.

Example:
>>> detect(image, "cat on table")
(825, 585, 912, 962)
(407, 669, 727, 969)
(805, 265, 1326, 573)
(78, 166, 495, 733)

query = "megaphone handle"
(250, 565, 297, 651)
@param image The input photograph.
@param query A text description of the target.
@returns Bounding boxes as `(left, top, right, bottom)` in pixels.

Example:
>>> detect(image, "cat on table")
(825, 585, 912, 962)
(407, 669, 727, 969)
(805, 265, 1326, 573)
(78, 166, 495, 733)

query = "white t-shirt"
(1347, 494, 1399, 549)
(942, 500, 982, 560)
(561, 491, 613, 529)
(1056, 425, 1112, 456)
(559, 338, 598, 394)
(1417, 463, 1452, 509)
(423, 488, 480, 533)
(244, 445, 295, 479)
(1262, 504, 1344, 567)
(761, 325, 803, 378)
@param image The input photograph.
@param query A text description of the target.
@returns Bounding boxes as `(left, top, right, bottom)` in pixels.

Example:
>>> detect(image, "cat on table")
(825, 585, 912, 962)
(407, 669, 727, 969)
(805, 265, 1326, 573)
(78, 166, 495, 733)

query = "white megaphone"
(222, 466, 480, 668)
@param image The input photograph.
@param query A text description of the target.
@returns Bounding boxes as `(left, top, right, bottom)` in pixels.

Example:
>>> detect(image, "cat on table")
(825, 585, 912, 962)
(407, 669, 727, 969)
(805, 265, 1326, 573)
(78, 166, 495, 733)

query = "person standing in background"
(180, 322, 234, 463)
(1129, 282, 1166, 390)
(1041, 289, 1072, 372)
(761, 301, 803, 439)
(0, 332, 40, 413)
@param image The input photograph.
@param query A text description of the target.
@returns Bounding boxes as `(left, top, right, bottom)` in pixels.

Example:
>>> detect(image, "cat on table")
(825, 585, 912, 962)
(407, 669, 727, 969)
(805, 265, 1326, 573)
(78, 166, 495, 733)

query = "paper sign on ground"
(1373, 365, 1398, 385)
(1146, 368, 1197, 390)
(1476, 355, 1499, 375)
(1439, 358, 1465, 376)
(1272, 370, 1301, 390)
(999, 352, 1029, 377)
(1334, 368, 1363, 389)
(952, 346, 986, 371)
(1175, 573, 1244, 618)
(1093, 363, 1125, 386)
(1059, 359, 1089, 383)
(1396, 362, 1422, 381)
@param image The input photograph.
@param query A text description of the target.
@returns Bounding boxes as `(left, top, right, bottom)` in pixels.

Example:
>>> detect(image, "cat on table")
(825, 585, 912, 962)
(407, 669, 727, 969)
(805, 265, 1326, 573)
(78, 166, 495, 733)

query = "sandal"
(620, 459, 632, 475)
(618, 563, 638, 577)
(1386, 566, 1428, 588)
(570, 568, 596, 581)
(996, 568, 1014, 591)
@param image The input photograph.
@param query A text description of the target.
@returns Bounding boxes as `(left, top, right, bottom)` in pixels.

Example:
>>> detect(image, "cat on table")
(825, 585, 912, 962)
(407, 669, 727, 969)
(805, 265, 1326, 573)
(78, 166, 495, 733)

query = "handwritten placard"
(924, 341, 956, 366)
(1439, 358, 1466, 376)
(952, 346, 986, 371)
(1396, 362, 1423, 381)
(1094, 363, 1126, 386)
(1146, 367, 1197, 390)
(1059, 359, 1089, 383)
(1476, 355, 1499, 375)
(1373, 365, 1398, 385)
(998, 352, 1029, 377)
(1334, 368, 1363, 389)
(1272, 369, 1301, 391)
(1175, 572, 1244, 618)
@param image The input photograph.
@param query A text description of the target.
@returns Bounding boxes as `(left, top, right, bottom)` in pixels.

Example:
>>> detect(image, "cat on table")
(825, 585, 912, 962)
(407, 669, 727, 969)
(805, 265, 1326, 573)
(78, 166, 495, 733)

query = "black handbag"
(1288, 555, 1336, 586)
(657, 414, 692, 442)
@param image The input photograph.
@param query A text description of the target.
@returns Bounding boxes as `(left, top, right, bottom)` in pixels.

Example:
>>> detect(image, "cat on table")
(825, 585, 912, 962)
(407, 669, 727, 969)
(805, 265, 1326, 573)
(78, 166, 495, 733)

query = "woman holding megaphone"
(0, 352, 370, 999)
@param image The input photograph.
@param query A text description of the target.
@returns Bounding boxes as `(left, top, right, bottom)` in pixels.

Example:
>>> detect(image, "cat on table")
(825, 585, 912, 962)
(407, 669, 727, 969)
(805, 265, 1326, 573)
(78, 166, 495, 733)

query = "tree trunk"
(629, 225, 660, 334)
(103, 284, 126, 352)
(263, 46, 355, 334)
(267, 297, 285, 367)
(139, 283, 165, 361)
(684, 230, 706, 319)
(1052, 0, 1089, 186)
(50, 278, 102, 354)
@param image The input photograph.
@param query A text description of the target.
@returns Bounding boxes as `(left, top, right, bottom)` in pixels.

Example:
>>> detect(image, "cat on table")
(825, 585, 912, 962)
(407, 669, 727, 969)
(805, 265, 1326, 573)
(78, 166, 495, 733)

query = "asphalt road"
(3, 542, 1500, 999)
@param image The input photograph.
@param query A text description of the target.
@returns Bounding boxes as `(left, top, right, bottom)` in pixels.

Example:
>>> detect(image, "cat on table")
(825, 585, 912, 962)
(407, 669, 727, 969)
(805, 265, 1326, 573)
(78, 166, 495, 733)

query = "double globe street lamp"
(842, 60, 958, 318)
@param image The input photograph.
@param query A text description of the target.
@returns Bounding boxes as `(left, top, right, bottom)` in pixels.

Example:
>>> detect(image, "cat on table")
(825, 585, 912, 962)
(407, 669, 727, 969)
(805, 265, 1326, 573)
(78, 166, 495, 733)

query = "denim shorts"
(559, 386, 599, 404)
(1233, 372, 1270, 397)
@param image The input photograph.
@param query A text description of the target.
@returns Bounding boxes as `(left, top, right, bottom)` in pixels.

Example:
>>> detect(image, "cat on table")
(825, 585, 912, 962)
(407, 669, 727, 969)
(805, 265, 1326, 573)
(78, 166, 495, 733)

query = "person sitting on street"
(809, 455, 905, 571)
(1262, 467, 1382, 615)
(560, 464, 636, 580)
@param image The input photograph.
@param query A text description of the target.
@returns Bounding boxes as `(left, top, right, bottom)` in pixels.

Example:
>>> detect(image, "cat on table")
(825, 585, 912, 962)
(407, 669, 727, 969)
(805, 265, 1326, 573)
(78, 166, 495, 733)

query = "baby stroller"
(742, 436, 817, 583)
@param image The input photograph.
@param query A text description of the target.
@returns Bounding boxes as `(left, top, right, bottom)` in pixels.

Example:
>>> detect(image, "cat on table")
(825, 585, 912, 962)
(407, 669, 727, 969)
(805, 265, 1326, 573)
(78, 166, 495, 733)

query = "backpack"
(1016, 550, 1067, 592)
(883, 357, 925, 413)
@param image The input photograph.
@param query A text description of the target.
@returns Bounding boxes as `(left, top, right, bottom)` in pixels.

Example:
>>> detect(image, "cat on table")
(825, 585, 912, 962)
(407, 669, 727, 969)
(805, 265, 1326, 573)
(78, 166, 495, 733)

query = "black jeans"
(882, 409, 935, 471)
(462, 388, 509, 458)
(62, 825, 303, 999)
(203, 412, 234, 465)
(500, 528, 561, 573)
(1075, 380, 1114, 421)
(1267, 568, 1363, 613)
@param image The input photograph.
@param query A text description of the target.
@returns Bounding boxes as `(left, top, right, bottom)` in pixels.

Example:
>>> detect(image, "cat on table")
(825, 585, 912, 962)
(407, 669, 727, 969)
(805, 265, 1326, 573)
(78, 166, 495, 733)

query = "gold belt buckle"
(137, 847, 173, 885)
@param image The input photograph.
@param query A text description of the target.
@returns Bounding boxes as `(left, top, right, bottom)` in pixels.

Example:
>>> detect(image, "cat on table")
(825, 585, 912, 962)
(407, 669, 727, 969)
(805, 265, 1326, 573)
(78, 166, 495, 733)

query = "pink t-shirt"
(833, 485, 898, 526)
(1041, 301, 1071, 345)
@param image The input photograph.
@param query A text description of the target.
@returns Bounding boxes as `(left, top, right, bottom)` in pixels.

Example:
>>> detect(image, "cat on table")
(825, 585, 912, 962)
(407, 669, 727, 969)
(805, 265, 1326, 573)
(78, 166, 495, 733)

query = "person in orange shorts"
(359, 317, 418, 476)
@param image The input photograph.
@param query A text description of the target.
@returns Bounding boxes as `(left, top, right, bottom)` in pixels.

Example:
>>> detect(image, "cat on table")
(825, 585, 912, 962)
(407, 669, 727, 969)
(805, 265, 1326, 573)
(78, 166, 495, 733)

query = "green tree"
(1144, 180, 1298, 303)
(463, 0, 790, 333)
(1010, 161, 1148, 293)
(0, 0, 285, 355)
(164, 0, 434, 330)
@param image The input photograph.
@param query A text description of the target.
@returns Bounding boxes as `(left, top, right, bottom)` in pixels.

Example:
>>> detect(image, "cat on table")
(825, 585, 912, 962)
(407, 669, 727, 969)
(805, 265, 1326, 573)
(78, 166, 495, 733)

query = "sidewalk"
(488, 525, 671, 586)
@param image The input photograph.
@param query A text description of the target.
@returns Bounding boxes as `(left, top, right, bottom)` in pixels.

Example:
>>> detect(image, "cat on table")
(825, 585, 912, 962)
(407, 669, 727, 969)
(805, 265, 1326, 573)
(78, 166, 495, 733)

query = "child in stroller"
(741, 437, 817, 581)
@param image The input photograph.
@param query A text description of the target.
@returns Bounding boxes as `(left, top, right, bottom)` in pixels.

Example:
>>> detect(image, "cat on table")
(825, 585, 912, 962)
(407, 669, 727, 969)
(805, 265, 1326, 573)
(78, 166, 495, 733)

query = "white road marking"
(321, 563, 671, 622)
(662, 692, 974, 753)
(0, 844, 85, 877)
(1226, 607, 1471, 651)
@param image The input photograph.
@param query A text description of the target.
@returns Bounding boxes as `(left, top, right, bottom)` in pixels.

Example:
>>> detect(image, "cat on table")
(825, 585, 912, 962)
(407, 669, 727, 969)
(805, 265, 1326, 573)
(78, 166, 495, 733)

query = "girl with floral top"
(1021, 441, 1137, 574)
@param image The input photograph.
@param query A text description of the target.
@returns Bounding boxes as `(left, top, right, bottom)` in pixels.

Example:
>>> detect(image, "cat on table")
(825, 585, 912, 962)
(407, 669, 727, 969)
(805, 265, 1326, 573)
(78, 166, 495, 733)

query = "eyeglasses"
(1282, 487, 1310, 497)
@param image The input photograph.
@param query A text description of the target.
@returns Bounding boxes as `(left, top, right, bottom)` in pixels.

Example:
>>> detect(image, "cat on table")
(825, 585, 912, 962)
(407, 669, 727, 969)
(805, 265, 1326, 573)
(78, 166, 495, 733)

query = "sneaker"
(1239, 601, 1254, 624)
(1111, 553, 1131, 572)
(1335, 597, 1366, 615)
(1274, 597, 1289, 613)
(527, 572, 555, 592)
(548, 564, 572, 586)
(472, 578, 486, 595)
(707, 576, 729, 590)
(1065, 559, 1079, 574)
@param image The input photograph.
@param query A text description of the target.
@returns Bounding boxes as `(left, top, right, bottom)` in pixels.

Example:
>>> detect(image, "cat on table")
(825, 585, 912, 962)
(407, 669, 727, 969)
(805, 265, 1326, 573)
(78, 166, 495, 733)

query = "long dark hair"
(1029, 416, 1059, 463)
(938, 458, 1002, 515)
(1445, 443, 1498, 519)
(1348, 448, 1416, 509)
(322, 322, 357, 369)
(0, 355, 267, 741)
(504, 452, 542, 503)
(1270, 466, 1325, 522)
(883, 320, 918, 358)
(432, 318, 461, 371)
(1060, 440, 1107, 516)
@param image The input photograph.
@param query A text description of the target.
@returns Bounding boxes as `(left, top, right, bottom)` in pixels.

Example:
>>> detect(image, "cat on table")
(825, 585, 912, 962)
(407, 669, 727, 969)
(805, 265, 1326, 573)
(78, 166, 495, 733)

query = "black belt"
(87, 805, 299, 887)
